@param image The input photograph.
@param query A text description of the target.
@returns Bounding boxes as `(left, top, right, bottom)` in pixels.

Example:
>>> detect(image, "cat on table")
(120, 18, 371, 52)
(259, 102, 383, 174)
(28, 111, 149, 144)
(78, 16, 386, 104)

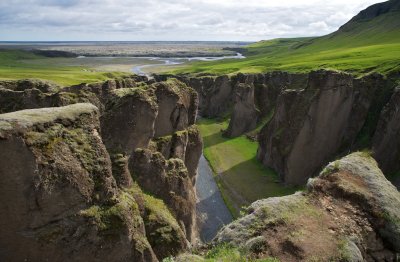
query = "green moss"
(113, 86, 147, 98)
(320, 160, 340, 176)
(337, 238, 352, 261)
(203, 243, 279, 262)
(24, 120, 110, 193)
(80, 190, 143, 237)
(143, 193, 182, 244)
(0, 103, 97, 130)
(143, 194, 180, 232)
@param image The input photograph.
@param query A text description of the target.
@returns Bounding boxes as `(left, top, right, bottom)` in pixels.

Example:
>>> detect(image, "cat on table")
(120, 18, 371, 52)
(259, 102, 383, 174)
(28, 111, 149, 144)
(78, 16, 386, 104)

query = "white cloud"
(0, 0, 386, 41)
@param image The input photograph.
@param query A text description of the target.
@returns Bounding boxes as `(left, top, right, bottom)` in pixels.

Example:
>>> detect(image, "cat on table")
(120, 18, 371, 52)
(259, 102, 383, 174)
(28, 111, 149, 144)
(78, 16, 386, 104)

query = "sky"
(0, 0, 385, 41)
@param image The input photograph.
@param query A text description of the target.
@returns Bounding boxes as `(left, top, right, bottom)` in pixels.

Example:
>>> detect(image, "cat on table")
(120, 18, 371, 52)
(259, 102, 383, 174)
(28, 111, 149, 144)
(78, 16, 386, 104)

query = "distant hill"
(176, 0, 400, 76)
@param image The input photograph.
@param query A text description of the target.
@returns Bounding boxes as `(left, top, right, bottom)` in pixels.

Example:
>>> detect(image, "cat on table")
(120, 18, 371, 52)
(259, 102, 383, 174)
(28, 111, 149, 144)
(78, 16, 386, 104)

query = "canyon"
(1, 68, 400, 261)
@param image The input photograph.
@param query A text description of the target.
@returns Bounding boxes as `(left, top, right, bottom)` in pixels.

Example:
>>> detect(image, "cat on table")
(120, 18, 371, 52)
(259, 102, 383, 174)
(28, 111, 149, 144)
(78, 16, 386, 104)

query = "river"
(132, 53, 245, 76)
(196, 154, 233, 242)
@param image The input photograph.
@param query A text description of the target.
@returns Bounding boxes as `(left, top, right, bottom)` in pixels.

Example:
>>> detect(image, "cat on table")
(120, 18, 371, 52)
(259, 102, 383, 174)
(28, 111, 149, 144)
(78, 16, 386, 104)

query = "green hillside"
(175, 0, 400, 76)
(0, 49, 129, 86)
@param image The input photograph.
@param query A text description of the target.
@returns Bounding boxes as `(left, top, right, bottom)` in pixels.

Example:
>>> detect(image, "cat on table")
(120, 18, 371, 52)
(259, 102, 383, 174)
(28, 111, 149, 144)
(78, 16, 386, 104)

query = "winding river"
(130, 54, 242, 242)
(131, 53, 245, 76)
(196, 154, 233, 242)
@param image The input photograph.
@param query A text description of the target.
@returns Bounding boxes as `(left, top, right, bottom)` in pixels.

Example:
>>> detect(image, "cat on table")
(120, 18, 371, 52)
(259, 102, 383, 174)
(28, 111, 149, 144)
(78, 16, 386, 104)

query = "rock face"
(214, 152, 400, 261)
(182, 75, 234, 118)
(130, 149, 198, 242)
(129, 80, 203, 242)
(153, 80, 198, 137)
(0, 104, 156, 261)
(224, 73, 307, 137)
(372, 87, 400, 175)
(101, 87, 158, 155)
(257, 70, 387, 185)
(0, 77, 202, 261)
(157, 72, 307, 138)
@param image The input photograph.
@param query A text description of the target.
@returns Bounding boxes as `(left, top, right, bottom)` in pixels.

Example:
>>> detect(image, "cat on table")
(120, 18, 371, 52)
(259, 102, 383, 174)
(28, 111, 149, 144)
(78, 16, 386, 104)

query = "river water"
(196, 154, 233, 242)
(129, 55, 240, 241)
(131, 53, 245, 76)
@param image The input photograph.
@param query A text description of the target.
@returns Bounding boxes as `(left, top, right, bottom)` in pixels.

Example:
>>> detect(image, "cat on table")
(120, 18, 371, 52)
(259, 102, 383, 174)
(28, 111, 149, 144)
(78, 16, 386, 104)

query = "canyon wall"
(0, 76, 202, 261)
(257, 70, 390, 184)
(160, 71, 398, 186)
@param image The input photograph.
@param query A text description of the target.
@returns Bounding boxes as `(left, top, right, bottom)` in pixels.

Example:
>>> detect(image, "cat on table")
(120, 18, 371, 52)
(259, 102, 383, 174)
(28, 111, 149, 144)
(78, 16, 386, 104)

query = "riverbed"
(196, 154, 233, 242)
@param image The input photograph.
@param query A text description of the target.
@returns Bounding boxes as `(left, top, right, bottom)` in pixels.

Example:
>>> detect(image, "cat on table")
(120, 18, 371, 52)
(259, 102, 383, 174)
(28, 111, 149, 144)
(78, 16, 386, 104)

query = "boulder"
(214, 152, 400, 261)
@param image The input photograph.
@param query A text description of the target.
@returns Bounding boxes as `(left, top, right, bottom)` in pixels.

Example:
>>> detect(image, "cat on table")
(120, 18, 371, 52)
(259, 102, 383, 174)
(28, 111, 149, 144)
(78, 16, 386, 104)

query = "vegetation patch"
(0, 50, 130, 86)
(173, 9, 400, 76)
(197, 118, 299, 217)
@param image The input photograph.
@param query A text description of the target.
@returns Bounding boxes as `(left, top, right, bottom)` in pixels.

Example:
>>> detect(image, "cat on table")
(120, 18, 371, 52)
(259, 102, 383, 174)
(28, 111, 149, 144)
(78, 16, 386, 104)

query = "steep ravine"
(158, 70, 400, 186)
(0, 77, 203, 261)
(1, 69, 400, 261)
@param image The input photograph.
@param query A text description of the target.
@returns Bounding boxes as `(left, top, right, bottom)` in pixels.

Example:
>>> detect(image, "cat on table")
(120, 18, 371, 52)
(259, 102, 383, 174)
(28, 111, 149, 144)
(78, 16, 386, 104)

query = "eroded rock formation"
(213, 152, 400, 261)
(257, 70, 389, 185)
(0, 104, 157, 261)
(0, 77, 203, 261)
(372, 87, 400, 176)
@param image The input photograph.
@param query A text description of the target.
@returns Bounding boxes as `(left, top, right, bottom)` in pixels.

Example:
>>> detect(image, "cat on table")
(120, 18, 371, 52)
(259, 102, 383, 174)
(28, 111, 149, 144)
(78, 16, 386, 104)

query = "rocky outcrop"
(224, 72, 307, 137)
(257, 70, 387, 185)
(157, 72, 307, 137)
(153, 80, 198, 137)
(181, 75, 234, 118)
(372, 87, 400, 175)
(130, 149, 197, 243)
(0, 76, 149, 114)
(0, 77, 203, 260)
(101, 87, 158, 155)
(0, 104, 157, 261)
(151, 126, 203, 180)
(224, 82, 259, 137)
(214, 152, 400, 261)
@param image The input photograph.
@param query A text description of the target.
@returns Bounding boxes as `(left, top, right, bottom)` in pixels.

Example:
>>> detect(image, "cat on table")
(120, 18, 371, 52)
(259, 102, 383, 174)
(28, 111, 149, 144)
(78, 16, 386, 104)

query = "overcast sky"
(0, 0, 384, 41)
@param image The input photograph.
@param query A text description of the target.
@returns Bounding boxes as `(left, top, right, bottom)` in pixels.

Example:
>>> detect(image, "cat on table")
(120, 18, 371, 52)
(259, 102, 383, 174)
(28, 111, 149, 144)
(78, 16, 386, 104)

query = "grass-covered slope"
(0, 49, 128, 86)
(175, 0, 400, 75)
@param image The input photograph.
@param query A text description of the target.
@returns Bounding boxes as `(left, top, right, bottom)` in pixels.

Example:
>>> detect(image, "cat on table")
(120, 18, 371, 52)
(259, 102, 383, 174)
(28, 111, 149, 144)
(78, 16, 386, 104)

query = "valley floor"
(197, 118, 299, 217)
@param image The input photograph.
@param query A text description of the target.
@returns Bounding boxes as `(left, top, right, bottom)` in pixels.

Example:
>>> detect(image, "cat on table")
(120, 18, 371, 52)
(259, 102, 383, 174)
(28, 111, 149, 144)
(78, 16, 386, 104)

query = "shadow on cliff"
(216, 157, 300, 210)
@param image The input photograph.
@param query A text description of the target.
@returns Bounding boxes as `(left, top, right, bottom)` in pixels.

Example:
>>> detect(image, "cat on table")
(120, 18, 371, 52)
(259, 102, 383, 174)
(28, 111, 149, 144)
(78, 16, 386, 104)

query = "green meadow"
(0, 50, 130, 86)
(197, 118, 299, 217)
(173, 11, 400, 76)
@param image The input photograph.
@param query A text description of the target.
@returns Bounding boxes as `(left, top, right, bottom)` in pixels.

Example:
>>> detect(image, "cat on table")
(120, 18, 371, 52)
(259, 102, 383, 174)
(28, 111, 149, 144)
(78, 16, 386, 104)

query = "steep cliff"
(0, 104, 157, 261)
(212, 152, 400, 261)
(0, 77, 203, 260)
(156, 72, 307, 138)
(257, 70, 388, 185)
(372, 87, 400, 178)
